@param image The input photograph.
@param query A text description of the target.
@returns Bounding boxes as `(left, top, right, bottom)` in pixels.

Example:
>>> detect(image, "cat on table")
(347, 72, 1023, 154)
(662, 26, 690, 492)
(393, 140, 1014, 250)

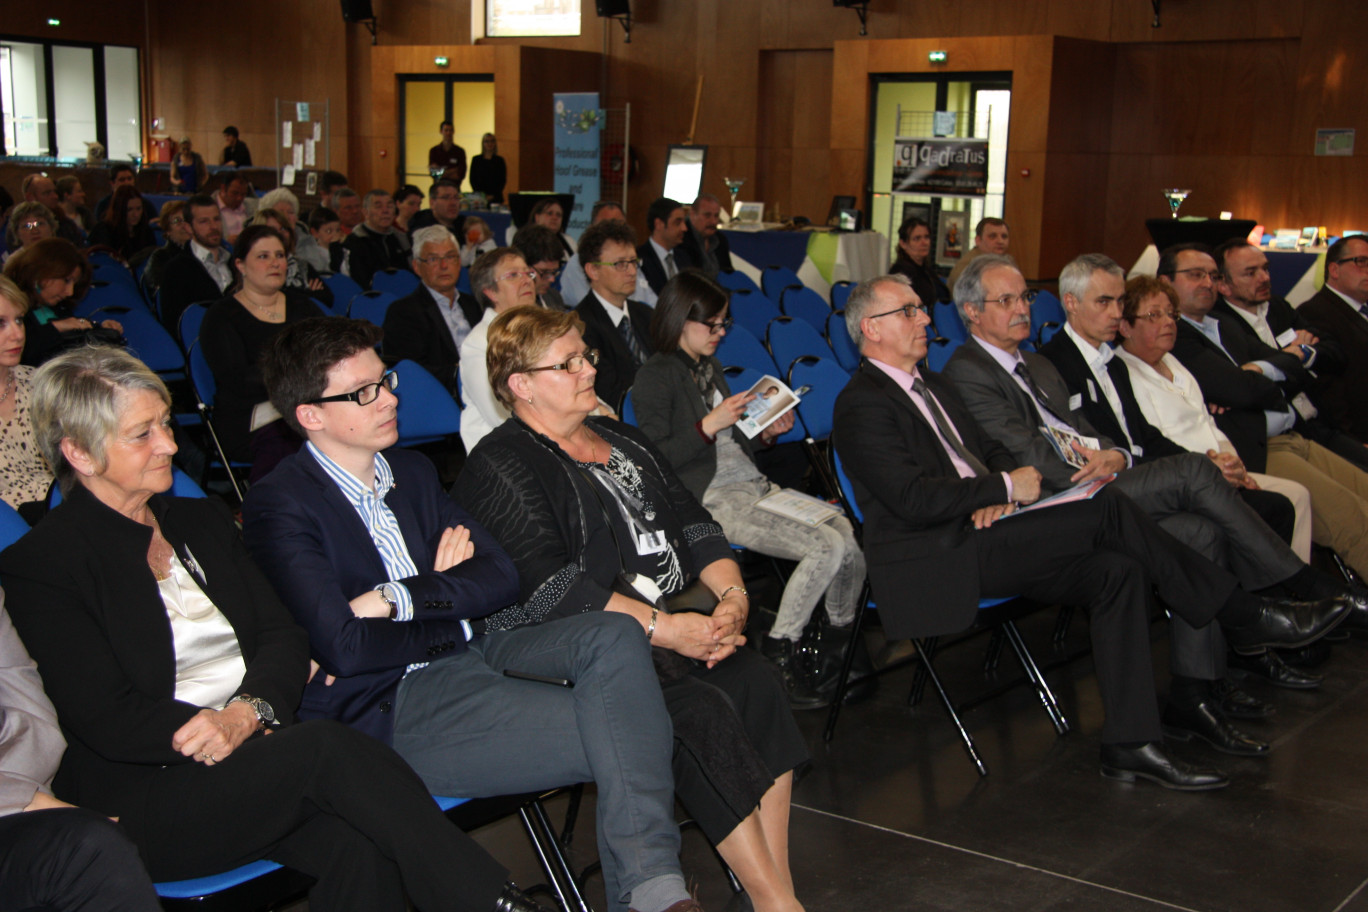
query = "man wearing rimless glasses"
(1291, 236, 1368, 443)
(576, 219, 656, 409)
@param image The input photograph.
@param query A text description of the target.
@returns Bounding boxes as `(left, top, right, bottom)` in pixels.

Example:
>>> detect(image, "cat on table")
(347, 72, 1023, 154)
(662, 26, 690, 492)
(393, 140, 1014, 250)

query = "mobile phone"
(503, 669, 574, 688)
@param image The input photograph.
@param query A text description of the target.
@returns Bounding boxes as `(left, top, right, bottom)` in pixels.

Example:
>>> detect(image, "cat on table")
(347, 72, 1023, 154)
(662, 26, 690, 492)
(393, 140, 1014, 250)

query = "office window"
(0, 38, 141, 160)
(486, 0, 581, 37)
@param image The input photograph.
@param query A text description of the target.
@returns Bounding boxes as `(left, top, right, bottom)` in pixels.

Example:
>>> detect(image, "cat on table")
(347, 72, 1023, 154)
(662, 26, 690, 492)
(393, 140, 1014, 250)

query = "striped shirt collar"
(306, 441, 395, 503)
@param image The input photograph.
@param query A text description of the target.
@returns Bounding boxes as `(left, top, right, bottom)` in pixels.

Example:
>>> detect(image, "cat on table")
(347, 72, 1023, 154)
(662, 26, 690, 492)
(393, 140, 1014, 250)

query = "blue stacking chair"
(825, 310, 860, 372)
(393, 359, 462, 447)
(349, 290, 397, 326)
(371, 268, 420, 298)
(823, 443, 1070, 772)
(932, 300, 967, 344)
(786, 355, 852, 498)
(716, 270, 761, 295)
(727, 288, 781, 341)
(714, 323, 777, 377)
(1030, 289, 1065, 348)
(620, 388, 636, 426)
(91, 261, 139, 291)
(829, 281, 855, 310)
(765, 316, 835, 380)
(187, 341, 249, 503)
(178, 302, 210, 350)
(321, 272, 365, 309)
(924, 337, 962, 373)
(75, 281, 149, 319)
(0, 500, 31, 548)
(761, 265, 803, 301)
(86, 250, 124, 271)
(100, 305, 186, 379)
(779, 285, 832, 335)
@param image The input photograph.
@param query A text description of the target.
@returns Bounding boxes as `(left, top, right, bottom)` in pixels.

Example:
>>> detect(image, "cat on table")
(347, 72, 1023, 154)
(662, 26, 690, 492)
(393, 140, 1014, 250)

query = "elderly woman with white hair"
(0, 344, 551, 912)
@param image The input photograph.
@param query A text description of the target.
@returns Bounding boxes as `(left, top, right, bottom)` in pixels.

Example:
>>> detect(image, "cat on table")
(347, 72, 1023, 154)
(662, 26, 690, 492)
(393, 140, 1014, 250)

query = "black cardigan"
(455, 416, 734, 632)
(0, 485, 309, 813)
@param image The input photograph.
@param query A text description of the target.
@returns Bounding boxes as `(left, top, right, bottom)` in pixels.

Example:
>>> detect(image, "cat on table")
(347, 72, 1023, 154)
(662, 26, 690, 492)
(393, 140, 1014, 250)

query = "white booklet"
(754, 488, 841, 527)
(1038, 424, 1100, 470)
(734, 375, 801, 439)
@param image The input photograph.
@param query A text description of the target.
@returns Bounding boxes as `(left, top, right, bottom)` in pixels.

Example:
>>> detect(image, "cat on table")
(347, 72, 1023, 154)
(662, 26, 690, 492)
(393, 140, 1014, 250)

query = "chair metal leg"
(1051, 605, 1074, 645)
(1002, 621, 1069, 735)
(559, 783, 584, 852)
(822, 580, 872, 743)
(679, 819, 744, 895)
(1331, 550, 1362, 587)
(198, 408, 246, 503)
(983, 627, 1006, 673)
(520, 800, 593, 912)
(908, 636, 937, 707)
(912, 636, 988, 777)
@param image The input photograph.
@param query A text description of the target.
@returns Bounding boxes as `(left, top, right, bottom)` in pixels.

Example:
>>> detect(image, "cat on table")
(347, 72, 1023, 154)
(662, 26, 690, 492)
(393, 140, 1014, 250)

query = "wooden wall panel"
(1108, 0, 1304, 43)
(5, 1, 147, 48)
(756, 50, 833, 224)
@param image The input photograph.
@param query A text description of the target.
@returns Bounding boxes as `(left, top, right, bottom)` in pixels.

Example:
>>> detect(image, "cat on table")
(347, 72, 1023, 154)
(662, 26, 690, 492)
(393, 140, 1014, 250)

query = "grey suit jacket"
(942, 338, 1117, 492)
(0, 602, 64, 815)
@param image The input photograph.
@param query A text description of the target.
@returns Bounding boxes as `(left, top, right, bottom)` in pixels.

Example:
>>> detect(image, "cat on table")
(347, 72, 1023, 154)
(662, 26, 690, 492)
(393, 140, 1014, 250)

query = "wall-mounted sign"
(892, 136, 988, 197)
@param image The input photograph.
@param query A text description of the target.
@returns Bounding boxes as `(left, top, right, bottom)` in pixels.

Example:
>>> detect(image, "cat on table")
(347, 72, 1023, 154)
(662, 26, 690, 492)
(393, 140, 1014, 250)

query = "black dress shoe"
(1162, 699, 1269, 756)
(760, 636, 830, 710)
(494, 883, 554, 912)
(1223, 595, 1350, 655)
(1228, 648, 1322, 689)
(1335, 587, 1368, 636)
(1100, 742, 1230, 791)
(1279, 639, 1334, 669)
(1212, 679, 1273, 720)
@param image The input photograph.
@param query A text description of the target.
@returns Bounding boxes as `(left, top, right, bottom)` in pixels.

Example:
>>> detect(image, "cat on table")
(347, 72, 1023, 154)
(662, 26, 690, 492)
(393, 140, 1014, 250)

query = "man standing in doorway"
(429, 121, 467, 190)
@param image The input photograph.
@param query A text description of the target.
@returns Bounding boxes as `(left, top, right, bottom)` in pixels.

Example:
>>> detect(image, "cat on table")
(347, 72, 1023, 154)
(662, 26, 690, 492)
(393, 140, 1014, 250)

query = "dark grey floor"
(469, 613, 1368, 912)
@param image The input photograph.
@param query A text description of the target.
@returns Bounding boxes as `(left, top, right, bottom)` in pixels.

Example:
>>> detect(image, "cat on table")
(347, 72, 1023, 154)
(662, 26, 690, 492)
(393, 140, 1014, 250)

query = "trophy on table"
(1162, 188, 1191, 219)
(723, 176, 746, 219)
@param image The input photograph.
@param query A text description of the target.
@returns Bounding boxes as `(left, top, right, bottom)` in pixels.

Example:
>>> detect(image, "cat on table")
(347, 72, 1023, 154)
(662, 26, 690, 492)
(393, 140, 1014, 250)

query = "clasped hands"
(651, 593, 749, 668)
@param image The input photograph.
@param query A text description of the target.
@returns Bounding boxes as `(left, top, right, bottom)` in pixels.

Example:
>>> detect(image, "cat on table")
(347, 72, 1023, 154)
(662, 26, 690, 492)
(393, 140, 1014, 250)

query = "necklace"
(144, 513, 175, 581)
(240, 293, 282, 320)
(0, 370, 15, 406)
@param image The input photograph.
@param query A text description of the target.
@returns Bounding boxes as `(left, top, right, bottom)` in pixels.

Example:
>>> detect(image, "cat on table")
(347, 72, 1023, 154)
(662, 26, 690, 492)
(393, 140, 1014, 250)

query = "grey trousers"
(392, 611, 684, 912)
(1112, 452, 1303, 679)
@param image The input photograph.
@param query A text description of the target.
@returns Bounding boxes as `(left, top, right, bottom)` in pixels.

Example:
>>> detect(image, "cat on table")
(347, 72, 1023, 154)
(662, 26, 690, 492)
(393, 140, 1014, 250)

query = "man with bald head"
(834, 273, 1347, 788)
(344, 190, 414, 290)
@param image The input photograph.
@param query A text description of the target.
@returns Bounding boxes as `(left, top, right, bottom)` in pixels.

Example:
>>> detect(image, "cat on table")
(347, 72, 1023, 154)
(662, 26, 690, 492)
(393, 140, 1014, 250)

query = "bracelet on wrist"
(718, 585, 748, 602)
(646, 604, 660, 641)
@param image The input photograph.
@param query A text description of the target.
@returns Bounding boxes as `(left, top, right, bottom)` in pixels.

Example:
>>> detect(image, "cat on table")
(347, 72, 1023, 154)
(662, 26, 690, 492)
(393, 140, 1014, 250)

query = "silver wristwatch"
(226, 694, 276, 730)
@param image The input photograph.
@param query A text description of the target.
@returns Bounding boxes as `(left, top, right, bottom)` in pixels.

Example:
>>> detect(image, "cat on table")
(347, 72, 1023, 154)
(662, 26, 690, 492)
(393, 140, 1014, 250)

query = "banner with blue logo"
(553, 93, 602, 237)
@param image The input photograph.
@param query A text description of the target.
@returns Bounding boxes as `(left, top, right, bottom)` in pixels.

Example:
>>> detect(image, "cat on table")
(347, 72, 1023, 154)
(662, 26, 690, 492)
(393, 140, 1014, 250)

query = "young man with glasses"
(575, 219, 655, 409)
(382, 225, 483, 399)
(511, 224, 570, 312)
(243, 316, 705, 912)
(1287, 235, 1368, 442)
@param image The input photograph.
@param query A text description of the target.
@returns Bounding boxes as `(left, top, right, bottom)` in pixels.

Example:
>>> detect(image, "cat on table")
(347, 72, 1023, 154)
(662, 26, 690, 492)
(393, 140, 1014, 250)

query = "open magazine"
(998, 474, 1115, 520)
(1038, 424, 1101, 470)
(734, 375, 802, 439)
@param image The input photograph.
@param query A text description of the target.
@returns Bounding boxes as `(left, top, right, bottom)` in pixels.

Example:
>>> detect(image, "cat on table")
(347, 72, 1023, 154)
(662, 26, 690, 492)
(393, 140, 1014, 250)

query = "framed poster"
(899, 200, 932, 231)
(935, 209, 969, 269)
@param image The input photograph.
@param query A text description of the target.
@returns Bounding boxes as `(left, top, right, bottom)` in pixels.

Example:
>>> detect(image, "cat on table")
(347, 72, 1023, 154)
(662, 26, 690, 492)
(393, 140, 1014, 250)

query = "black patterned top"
(0, 367, 53, 509)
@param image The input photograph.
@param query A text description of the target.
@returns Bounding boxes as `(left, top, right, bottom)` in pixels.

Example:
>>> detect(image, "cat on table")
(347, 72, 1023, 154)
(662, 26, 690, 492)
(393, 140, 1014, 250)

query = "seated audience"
(87, 186, 156, 262)
(946, 216, 1010, 289)
(1118, 273, 1368, 625)
(258, 187, 301, 235)
(244, 317, 705, 912)
(251, 207, 332, 308)
(19, 175, 82, 247)
(201, 225, 324, 479)
(469, 133, 507, 204)
(0, 276, 55, 519)
(3, 203, 56, 264)
(457, 305, 810, 911)
(93, 163, 136, 222)
(833, 274, 1347, 789)
(55, 175, 93, 235)
(575, 219, 654, 409)
(393, 183, 424, 234)
(1276, 236, 1368, 442)
(518, 197, 576, 258)
(632, 272, 866, 706)
(381, 225, 480, 398)
(168, 137, 209, 195)
(213, 172, 253, 246)
(316, 171, 350, 213)
(343, 190, 413, 290)
(220, 124, 252, 167)
(158, 194, 233, 333)
(512, 224, 570, 311)
(0, 345, 550, 912)
(889, 215, 948, 308)
(140, 200, 192, 297)
(0, 599, 162, 912)
(3, 239, 121, 367)
(460, 215, 498, 267)
(678, 194, 733, 278)
(300, 205, 344, 277)
(637, 198, 692, 296)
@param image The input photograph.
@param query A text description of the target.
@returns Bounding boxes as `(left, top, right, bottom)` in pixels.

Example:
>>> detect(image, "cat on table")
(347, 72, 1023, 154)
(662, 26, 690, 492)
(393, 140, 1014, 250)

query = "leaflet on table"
(753, 489, 842, 527)
(1038, 425, 1100, 470)
(734, 375, 800, 439)
(999, 475, 1115, 520)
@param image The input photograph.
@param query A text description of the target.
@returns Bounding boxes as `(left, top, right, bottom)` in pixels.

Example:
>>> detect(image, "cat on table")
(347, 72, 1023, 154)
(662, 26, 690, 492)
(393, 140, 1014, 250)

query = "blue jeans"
(393, 610, 684, 912)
